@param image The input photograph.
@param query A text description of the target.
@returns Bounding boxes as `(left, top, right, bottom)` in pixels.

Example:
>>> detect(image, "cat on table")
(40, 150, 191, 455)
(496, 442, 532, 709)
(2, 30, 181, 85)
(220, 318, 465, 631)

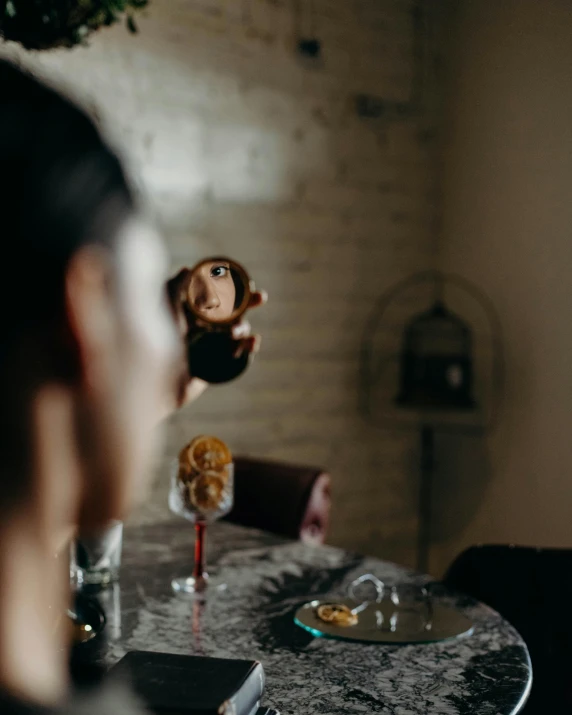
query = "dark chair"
(224, 456, 331, 544)
(444, 544, 572, 714)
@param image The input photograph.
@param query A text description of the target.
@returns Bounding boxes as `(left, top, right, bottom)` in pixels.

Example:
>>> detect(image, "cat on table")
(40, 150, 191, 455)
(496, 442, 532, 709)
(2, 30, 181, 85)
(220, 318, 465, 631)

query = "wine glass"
(168, 460, 234, 595)
(349, 575, 433, 633)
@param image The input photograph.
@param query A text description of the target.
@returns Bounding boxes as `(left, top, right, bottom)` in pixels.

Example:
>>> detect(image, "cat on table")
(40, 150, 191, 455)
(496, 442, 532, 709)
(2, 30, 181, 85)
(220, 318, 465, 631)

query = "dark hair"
(231, 266, 245, 311)
(0, 59, 135, 499)
(0, 59, 135, 332)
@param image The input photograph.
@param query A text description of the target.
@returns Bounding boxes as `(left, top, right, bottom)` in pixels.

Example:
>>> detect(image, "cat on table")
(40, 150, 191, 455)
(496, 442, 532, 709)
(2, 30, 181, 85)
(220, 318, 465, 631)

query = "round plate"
(294, 598, 474, 644)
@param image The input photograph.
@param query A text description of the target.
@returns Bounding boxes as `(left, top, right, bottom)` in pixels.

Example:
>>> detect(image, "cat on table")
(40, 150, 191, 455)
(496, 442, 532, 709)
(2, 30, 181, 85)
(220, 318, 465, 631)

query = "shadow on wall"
(431, 431, 493, 547)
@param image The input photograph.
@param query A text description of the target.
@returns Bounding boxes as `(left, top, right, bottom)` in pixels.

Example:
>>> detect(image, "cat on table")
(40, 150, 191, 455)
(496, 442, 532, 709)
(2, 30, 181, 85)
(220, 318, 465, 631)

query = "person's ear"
(64, 246, 115, 393)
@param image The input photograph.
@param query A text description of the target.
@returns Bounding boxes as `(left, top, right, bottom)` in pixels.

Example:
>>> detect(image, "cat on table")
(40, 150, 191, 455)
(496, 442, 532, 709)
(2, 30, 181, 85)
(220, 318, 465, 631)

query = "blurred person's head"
(0, 59, 179, 546)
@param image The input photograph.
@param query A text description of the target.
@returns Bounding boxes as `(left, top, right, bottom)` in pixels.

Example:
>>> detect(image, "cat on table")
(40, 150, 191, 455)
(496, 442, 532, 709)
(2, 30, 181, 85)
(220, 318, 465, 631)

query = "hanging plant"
(0, 0, 149, 50)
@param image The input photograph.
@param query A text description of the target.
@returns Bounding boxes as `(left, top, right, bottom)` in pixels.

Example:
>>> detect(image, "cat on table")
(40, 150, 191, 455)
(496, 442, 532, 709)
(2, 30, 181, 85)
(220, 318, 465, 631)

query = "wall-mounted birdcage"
(395, 300, 476, 410)
(359, 271, 503, 573)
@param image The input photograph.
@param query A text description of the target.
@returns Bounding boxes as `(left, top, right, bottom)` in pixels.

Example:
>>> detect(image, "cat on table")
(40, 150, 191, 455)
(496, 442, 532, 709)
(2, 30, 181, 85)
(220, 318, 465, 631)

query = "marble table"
(88, 519, 532, 715)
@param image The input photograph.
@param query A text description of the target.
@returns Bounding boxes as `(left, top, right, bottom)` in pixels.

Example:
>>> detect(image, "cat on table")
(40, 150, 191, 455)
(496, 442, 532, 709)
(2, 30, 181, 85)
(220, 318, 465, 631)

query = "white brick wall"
(3, 0, 447, 567)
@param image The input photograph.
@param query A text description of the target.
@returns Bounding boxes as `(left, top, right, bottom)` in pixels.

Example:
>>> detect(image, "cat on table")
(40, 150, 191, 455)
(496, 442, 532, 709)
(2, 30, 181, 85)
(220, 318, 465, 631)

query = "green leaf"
(126, 13, 137, 33)
(2, 0, 151, 49)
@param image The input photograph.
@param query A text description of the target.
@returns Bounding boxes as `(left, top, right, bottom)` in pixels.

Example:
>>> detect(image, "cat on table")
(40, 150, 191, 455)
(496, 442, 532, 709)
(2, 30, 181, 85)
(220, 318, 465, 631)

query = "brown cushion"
(224, 456, 331, 544)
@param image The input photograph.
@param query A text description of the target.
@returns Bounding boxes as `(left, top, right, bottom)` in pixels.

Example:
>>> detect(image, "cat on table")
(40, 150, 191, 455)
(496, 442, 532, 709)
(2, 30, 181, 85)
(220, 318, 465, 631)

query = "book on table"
(110, 650, 278, 715)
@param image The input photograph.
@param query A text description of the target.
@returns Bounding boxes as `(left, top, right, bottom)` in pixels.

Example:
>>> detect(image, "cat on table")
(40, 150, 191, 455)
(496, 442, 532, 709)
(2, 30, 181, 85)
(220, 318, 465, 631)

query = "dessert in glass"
(169, 435, 234, 595)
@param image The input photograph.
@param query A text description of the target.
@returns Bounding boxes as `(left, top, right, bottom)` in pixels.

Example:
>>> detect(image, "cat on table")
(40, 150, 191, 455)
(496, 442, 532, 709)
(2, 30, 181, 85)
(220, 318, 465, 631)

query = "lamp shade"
(395, 301, 476, 410)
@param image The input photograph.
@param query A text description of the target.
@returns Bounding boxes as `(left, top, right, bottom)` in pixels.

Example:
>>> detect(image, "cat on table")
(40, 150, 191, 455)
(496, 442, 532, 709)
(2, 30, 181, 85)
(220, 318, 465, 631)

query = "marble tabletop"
(85, 519, 532, 715)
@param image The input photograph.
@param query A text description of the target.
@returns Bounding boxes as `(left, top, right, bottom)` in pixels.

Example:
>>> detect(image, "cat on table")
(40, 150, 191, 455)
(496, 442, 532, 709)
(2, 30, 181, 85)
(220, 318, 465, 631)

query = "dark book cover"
(111, 650, 265, 715)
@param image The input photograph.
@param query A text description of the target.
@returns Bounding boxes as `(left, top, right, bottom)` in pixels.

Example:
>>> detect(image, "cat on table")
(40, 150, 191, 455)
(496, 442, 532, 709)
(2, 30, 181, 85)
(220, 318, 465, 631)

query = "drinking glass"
(72, 520, 124, 587)
(349, 574, 433, 633)
(169, 460, 234, 595)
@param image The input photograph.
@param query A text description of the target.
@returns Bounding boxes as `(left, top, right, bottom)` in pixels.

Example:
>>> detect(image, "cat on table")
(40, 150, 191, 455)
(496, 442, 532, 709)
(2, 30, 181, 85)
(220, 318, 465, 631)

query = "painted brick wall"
(4, 0, 447, 567)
